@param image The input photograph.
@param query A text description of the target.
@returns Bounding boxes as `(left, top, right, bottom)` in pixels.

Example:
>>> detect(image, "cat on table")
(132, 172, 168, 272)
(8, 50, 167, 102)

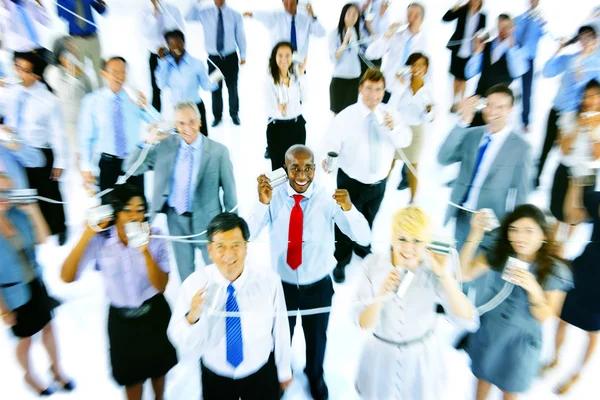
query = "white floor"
(2, 0, 600, 399)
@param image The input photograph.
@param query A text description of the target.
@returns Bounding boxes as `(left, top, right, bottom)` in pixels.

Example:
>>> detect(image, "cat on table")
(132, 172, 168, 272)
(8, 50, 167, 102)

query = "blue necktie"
(402, 35, 414, 65)
(217, 8, 225, 55)
(225, 284, 243, 368)
(16, 91, 30, 133)
(290, 16, 297, 51)
(16, 3, 39, 45)
(462, 134, 491, 204)
(113, 95, 127, 158)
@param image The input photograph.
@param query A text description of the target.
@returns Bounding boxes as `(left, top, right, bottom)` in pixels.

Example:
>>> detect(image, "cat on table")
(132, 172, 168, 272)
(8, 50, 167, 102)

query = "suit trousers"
(282, 276, 334, 382)
(521, 58, 535, 127)
(536, 107, 560, 184)
(197, 102, 209, 138)
(98, 153, 144, 198)
(166, 207, 210, 282)
(201, 353, 280, 400)
(72, 34, 103, 88)
(334, 168, 385, 268)
(208, 53, 240, 119)
(149, 53, 161, 112)
(454, 209, 472, 252)
(25, 148, 66, 235)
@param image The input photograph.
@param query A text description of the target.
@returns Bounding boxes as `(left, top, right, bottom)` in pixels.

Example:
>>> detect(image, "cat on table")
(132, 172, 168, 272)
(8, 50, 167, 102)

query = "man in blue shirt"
(157, 30, 220, 137)
(186, 0, 247, 127)
(536, 25, 600, 188)
(78, 57, 158, 196)
(514, 0, 547, 131)
(0, 127, 44, 189)
(56, 0, 107, 88)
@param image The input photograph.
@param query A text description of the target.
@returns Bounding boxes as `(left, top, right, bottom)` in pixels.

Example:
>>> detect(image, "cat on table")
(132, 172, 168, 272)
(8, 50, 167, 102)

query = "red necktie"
(286, 194, 304, 270)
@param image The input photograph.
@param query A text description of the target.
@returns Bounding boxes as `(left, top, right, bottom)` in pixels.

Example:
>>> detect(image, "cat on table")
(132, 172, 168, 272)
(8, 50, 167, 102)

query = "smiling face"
(101, 58, 126, 93)
(276, 45, 293, 74)
(208, 227, 247, 280)
(14, 58, 39, 88)
(284, 150, 315, 193)
(359, 79, 386, 110)
(582, 85, 600, 113)
(391, 229, 427, 269)
(344, 5, 359, 28)
(508, 217, 546, 258)
(175, 107, 201, 144)
(410, 56, 428, 80)
(482, 92, 513, 132)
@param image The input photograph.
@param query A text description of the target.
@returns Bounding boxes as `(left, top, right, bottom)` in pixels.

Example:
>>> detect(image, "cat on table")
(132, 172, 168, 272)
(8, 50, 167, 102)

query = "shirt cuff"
(277, 366, 293, 383)
(457, 119, 469, 128)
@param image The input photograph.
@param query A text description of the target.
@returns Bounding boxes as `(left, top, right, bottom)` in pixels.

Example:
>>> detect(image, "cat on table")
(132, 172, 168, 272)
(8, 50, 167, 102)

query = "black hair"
(498, 13, 511, 21)
(484, 84, 515, 105)
(579, 25, 597, 38)
(578, 79, 600, 114)
(207, 213, 250, 242)
(165, 29, 185, 43)
(488, 204, 555, 285)
(405, 52, 429, 67)
(268, 41, 297, 85)
(337, 3, 361, 46)
(101, 56, 127, 70)
(107, 183, 148, 217)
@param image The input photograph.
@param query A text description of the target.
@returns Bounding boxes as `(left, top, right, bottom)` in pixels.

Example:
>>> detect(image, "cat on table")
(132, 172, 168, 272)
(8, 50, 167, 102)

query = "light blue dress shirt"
(514, 13, 546, 61)
(246, 182, 371, 285)
(0, 61, 5, 78)
(465, 39, 529, 80)
(0, 142, 44, 189)
(543, 51, 600, 113)
(77, 87, 157, 171)
(329, 28, 362, 79)
(156, 52, 219, 107)
(167, 135, 204, 210)
(185, 4, 247, 59)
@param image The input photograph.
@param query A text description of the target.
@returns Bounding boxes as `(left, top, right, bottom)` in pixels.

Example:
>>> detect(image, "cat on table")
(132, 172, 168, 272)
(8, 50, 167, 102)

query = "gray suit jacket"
(437, 124, 532, 224)
(124, 135, 238, 233)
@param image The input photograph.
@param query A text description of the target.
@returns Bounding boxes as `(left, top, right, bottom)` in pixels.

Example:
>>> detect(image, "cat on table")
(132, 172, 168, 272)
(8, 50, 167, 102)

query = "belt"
(373, 328, 434, 348)
(270, 116, 302, 124)
(72, 32, 97, 39)
(110, 303, 152, 319)
(170, 206, 192, 217)
(101, 153, 123, 161)
(209, 51, 235, 59)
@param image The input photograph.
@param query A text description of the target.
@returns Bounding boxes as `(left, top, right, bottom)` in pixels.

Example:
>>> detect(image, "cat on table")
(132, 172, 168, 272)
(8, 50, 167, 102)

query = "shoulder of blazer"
(158, 134, 181, 152)
(203, 136, 228, 156)
(507, 131, 531, 151)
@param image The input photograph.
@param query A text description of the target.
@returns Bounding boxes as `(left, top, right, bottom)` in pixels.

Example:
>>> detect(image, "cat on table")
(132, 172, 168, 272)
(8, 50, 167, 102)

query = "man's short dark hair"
(207, 213, 250, 242)
(359, 67, 386, 87)
(165, 29, 185, 43)
(485, 84, 515, 105)
(102, 56, 127, 70)
(498, 13, 511, 21)
(579, 25, 597, 38)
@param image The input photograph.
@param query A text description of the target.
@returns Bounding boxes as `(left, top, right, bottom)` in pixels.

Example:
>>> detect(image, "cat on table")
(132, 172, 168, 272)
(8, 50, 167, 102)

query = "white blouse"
(557, 111, 600, 175)
(264, 70, 304, 120)
(391, 79, 435, 126)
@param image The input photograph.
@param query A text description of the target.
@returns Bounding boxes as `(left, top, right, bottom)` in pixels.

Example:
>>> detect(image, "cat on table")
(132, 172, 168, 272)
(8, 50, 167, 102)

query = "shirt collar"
(484, 124, 512, 141)
(168, 52, 191, 66)
(210, 263, 249, 292)
(286, 179, 315, 199)
(179, 134, 203, 151)
(358, 98, 377, 119)
(105, 226, 122, 246)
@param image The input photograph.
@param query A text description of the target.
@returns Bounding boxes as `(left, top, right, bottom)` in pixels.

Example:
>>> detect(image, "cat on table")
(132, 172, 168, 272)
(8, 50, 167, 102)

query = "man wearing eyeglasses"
(323, 68, 412, 284)
(247, 144, 370, 400)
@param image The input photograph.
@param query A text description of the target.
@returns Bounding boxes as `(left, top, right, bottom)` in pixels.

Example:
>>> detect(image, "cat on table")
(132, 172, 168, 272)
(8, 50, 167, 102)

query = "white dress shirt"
(167, 264, 292, 382)
(391, 80, 434, 126)
(329, 28, 361, 79)
(139, 1, 185, 53)
(265, 71, 304, 120)
(0, 0, 51, 52)
(186, 4, 247, 59)
(463, 125, 512, 210)
(365, 29, 427, 89)
(557, 111, 600, 174)
(246, 182, 371, 285)
(325, 100, 412, 184)
(252, 11, 325, 58)
(0, 82, 68, 169)
(457, 10, 481, 58)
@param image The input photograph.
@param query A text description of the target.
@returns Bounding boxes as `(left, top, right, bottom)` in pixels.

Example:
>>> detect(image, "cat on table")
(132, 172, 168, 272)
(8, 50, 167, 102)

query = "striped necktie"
(225, 283, 244, 368)
(173, 145, 193, 215)
(113, 95, 127, 158)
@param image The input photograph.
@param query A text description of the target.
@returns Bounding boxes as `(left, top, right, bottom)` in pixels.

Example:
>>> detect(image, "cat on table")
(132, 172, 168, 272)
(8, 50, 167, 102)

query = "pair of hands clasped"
(256, 174, 353, 211)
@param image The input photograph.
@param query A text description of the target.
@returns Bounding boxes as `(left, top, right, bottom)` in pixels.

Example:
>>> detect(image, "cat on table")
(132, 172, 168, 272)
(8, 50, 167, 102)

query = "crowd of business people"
(2, 0, 600, 399)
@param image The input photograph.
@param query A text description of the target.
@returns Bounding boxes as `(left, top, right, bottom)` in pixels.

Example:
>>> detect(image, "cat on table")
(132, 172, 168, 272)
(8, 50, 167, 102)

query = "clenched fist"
(332, 189, 352, 211)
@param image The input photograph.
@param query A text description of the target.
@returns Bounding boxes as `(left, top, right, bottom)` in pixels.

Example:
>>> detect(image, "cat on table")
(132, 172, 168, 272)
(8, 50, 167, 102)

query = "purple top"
(77, 226, 170, 308)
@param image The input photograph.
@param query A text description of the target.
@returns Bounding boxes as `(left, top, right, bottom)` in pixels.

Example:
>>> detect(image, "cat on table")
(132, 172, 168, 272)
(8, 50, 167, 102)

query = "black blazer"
(442, 5, 487, 52)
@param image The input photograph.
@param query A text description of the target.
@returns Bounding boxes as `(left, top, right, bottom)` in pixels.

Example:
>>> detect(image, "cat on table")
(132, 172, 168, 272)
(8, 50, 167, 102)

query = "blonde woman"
(354, 206, 479, 399)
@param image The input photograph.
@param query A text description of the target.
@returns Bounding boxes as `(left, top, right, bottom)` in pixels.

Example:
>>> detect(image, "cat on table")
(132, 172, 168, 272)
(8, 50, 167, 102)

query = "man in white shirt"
(0, 51, 69, 244)
(140, 0, 184, 112)
(437, 85, 532, 250)
(168, 213, 292, 400)
(324, 68, 412, 283)
(243, 0, 325, 66)
(186, 0, 246, 126)
(365, 2, 427, 101)
(247, 144, 370, 400)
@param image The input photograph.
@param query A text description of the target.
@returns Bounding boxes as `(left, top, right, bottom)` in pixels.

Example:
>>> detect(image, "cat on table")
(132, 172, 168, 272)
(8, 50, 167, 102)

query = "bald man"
(246, 145, 370, 400)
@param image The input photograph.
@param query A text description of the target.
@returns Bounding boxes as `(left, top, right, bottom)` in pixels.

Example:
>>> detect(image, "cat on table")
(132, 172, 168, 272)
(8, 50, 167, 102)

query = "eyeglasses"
(14, 64, 34, 75)
(289, 166, 315, 174)
(396, 237, 423, 244)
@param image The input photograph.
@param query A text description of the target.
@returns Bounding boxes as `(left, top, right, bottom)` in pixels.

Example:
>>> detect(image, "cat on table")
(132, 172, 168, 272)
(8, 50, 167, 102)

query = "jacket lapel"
(195, 137, 213, 191)
(162, 135, 181, 196)
(483, 132, 517, 184)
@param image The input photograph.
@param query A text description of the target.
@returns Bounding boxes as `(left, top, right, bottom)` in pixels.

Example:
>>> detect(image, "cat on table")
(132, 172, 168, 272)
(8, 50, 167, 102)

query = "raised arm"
(458, 211, 492, 282)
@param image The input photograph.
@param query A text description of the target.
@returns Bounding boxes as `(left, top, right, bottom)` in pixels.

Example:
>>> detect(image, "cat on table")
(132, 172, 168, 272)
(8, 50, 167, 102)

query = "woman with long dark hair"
(61, 183, 177, 400)
(460, 204, 573, 400)
(329, 3, 364, 114)
(264, 41, 306, 171)
(0, 173, 74, 396)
